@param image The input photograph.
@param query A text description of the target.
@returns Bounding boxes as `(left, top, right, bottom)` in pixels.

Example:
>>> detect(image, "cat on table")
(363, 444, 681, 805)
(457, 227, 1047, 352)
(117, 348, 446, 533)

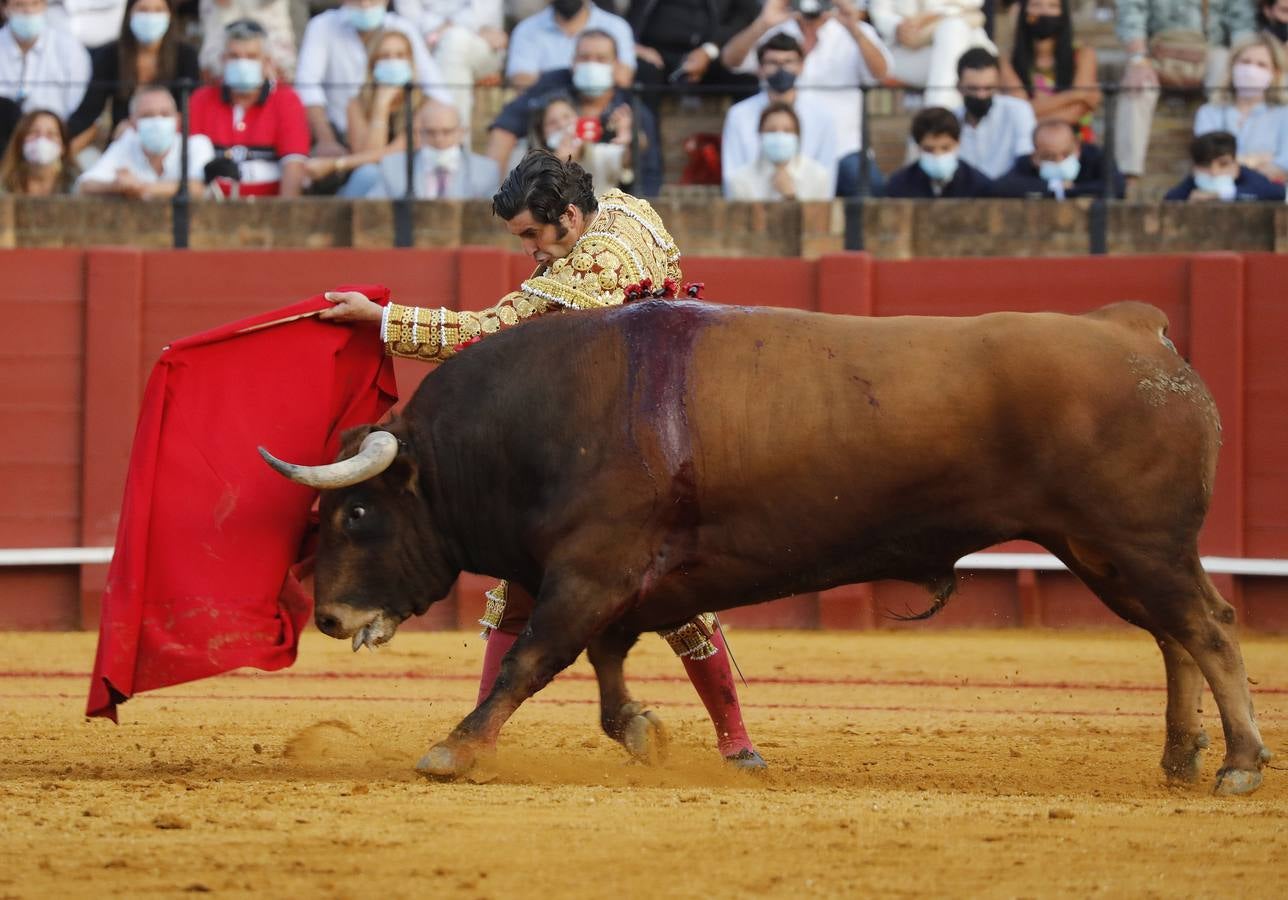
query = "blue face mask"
(373, 58, 412, 86)
(1038, 154, 1081, 183)
(8, 12, 45, 42)
(345, 3, 386, 32)
(136, 114, 177, 155)
(1194, 171, 1237, 200)
(129, 11, 170, 45)
(224, 58, 264, 91)
(918, 150, 958, 182)
(760, 131, 798, 165)
(572, 61, 615, 98)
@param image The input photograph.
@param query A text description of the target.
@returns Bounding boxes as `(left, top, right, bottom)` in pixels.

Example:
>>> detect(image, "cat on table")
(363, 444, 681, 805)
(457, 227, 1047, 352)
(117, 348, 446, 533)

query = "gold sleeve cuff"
(383, 293, 556, 362)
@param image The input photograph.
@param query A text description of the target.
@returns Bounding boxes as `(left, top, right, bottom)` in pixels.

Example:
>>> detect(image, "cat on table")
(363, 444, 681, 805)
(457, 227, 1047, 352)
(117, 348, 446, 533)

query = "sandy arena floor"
(1, 628, 1286, 899)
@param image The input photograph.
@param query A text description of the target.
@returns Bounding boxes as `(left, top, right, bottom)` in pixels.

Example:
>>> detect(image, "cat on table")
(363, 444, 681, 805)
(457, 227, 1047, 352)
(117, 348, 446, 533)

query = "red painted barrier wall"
(2, 248, 1285, 632)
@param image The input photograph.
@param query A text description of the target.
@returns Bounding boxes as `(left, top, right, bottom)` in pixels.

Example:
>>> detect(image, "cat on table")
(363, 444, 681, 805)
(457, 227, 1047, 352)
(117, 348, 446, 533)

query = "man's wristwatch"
(701, 42, 719, 61)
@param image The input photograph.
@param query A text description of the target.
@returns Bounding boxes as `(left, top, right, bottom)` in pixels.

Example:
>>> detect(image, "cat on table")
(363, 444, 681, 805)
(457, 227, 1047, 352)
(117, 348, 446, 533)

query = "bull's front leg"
(416, 569, 622, 780)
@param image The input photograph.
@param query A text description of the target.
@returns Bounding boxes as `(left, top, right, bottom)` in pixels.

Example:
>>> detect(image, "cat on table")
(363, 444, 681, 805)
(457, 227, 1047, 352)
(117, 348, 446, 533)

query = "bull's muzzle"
(258, 431, 398, 489)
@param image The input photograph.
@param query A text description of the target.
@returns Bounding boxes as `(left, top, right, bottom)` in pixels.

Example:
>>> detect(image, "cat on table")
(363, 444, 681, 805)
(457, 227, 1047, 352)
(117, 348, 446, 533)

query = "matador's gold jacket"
(380, 189, 681, 362)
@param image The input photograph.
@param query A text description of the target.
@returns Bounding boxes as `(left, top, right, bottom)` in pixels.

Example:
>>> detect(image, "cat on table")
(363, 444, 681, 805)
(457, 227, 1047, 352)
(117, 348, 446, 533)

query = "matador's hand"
(320, 291, 383, 324)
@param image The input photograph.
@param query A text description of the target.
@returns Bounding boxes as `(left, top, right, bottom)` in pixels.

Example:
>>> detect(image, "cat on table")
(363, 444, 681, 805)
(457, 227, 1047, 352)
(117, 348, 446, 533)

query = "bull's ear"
(385, 444, 420, 496)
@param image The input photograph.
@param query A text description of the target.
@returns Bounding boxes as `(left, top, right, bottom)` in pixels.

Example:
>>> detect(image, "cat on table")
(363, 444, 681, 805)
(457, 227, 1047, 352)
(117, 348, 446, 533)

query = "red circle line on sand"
(5, 669, 1284, 694)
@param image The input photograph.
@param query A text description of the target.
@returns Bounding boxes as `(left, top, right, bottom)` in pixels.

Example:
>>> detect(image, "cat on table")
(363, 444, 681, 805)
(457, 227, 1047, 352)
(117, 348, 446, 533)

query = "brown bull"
(262, 299, 1272, 794)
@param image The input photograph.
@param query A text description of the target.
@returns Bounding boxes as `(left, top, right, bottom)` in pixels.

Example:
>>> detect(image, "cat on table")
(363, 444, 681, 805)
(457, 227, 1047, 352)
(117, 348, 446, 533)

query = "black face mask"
(552, 0, 583, 19)
(765, 67, 797, 94)
(1028, 15, 1062, 39)
(963, 94, 993, 120)
(1268, 19, 1288, 42)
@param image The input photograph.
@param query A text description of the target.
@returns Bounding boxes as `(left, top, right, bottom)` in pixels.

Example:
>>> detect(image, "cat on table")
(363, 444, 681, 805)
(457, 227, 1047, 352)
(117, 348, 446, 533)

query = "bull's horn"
(258, 431, 399, 490)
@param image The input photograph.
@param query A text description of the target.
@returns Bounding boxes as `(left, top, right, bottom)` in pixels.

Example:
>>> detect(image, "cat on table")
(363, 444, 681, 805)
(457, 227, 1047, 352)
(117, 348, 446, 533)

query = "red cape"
(86, 288, 398, 721)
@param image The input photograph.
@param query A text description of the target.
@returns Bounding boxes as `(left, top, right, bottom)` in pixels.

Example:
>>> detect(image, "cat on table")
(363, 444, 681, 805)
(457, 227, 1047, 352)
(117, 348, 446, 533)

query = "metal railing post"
(1089, 84, 1117, 255)
(845, 84, 870, 251)
(393, 81, 415, 248)
(171, 77, 193, 249)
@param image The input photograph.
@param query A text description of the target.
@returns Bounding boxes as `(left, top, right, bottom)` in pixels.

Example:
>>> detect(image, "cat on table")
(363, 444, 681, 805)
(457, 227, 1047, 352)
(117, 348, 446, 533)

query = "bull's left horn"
(258, 431, 399, 490)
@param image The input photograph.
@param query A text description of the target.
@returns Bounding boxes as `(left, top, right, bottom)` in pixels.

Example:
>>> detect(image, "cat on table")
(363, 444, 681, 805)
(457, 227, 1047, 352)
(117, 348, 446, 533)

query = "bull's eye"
(349, 506, 367, 522)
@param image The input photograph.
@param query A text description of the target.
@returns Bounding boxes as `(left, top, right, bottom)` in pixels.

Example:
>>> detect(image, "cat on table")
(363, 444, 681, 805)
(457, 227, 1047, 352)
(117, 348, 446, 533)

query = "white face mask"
(572, 61, 615, 97)
(23, 135, 62, 166)
(1232, 62, 1274, 97)
(424, 143, 461, 171)
(1194, 171, 1237, 200)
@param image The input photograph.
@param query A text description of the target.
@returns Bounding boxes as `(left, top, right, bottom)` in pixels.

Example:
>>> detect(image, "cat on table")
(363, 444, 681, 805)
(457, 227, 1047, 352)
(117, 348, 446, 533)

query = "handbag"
(1149, 29, 1209, 90)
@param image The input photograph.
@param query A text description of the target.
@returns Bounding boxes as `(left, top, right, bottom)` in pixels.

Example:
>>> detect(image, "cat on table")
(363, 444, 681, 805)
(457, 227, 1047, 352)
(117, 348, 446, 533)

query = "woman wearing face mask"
(726, 102, 833, 201)
(527, 93, 632, 197)
(306, 29, 425, 197)
(66, 0, 200, 156)
(0, 109, 78, 195)
(1000, 0, 1100, 141)
(1194, 34, 1288, 182)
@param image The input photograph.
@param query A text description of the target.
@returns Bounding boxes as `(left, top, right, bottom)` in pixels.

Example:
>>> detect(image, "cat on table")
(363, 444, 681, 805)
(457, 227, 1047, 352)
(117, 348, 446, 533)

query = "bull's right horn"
(258, 431, 399, 490)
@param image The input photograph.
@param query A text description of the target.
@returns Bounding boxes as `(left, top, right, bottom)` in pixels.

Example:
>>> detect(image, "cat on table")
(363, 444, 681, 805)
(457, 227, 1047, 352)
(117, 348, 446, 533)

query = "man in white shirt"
(75, 85, 215, 198)
(954, 46, 1034, 179)
(505, 0, 635, 90)
(394, 0, 508, 127)
(0, 0, 91, 119)
(296, 0, 452, 158)
(720, 31, 839, 196)
(722, 0, 891, 196)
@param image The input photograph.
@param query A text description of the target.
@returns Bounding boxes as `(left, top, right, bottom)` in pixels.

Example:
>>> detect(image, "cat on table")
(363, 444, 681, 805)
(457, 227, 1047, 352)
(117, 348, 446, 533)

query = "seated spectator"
(75, 85, 213, 197)
(189, 18, 309, 196)
(528, 93, 632, 196)
(869, 0, 994, 108)
(1000, 0, 1099, 141)
(368, 99, 499, 198)
(296, 0, 449, 160)
(629, 0, 760, 115)
(67, 0, 200, 155)
(993, 118, 1123, 199)
(46, 0, 126, 50)
(393, 0, 508, 127)
(305, 29, 426, 197)
(885, 105, 993, 197)
(720, 32, 838, 196)
(505, 0, 635, 90)
(199, 0, 297, 80)
(1262, 0, 1288, 45)
(487, 28, 661, 195)
(957, 46, 1035, 179)
(722, 0, 891, 197)
(1113, 0, 1256, 189)
(1195, 33, 1288, 182)
(726, 100, 833, 201)
(0, 0, 92, 120)
(0, 107, 78, 193)
(1165, 129, 1287, 201)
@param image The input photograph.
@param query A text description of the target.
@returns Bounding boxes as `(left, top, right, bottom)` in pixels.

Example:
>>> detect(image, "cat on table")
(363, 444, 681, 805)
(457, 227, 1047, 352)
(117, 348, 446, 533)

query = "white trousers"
(890, 16, 995, 110)
(434, 25, 504, 129)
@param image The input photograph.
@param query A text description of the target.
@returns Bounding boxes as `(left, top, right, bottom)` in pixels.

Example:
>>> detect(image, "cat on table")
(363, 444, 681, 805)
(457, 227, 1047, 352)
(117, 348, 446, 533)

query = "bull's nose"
(315, 612, 345, 637)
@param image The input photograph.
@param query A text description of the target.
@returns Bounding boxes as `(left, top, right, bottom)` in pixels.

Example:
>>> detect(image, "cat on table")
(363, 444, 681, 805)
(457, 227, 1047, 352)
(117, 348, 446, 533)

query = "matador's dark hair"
(492, 148, 598, 226)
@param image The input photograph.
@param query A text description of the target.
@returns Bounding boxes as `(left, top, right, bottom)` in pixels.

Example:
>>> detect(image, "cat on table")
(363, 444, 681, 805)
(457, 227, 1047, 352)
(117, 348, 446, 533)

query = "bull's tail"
(885, 572, 957, 622)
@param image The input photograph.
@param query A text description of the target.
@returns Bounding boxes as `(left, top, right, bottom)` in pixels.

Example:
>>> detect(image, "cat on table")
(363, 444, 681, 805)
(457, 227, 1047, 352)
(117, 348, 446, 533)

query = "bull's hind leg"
(587, 626, 669, 765)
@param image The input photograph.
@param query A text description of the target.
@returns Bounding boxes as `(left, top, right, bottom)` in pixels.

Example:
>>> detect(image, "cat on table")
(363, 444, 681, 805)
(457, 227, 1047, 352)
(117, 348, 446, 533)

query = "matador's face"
(505, 205, 588, 266)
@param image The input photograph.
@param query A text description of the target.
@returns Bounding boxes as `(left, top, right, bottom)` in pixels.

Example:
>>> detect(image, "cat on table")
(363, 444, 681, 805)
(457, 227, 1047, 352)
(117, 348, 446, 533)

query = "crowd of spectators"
(0, 0, 1285, 205)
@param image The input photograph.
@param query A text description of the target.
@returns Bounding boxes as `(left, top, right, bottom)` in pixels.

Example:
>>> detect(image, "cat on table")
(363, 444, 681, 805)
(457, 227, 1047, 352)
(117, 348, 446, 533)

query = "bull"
(261, 299, 1272, 795)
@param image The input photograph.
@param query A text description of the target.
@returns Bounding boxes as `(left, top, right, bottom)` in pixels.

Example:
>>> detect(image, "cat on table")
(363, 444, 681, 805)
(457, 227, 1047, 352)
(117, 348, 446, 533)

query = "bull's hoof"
(415, 743, 476, 781)
(1161, 732, 1209, 784)
(622, 710, 668, 766)
(1213, 767, 1263, 796)
(723, 748, 768, 772)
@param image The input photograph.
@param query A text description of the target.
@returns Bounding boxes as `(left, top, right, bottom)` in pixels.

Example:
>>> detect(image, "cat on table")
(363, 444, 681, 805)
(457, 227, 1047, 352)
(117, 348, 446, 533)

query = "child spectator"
(505, 0, 635, 90)
(885, 105, 993, 197)
(726, 100, 833, 200)
(1165, 129, 1286, 200)
(0, 0, 92, 120)
(956, 46, 1035, 179)
(67, 0, 199, 155)
(368, 99, 499, 198)
(393, 0, 508, 127)
(993, 118, 1123, 198)
(75, 84, 213, 197)
(199, 0, 297, 80)
(869, 0, 994, 108)
(1000, 0, 1099, 141)
(0, 107, 78, 193)
(1194, 33, 1288, 182)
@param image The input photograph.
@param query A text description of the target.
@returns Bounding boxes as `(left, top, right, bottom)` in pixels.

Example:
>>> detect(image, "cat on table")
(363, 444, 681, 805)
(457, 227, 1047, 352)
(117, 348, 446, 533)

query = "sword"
(712, 613, 747, 688)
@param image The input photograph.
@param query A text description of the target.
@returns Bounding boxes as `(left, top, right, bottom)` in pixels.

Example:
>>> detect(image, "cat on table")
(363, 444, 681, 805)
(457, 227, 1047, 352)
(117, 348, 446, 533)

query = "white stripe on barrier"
(1, 547, 1288, 577)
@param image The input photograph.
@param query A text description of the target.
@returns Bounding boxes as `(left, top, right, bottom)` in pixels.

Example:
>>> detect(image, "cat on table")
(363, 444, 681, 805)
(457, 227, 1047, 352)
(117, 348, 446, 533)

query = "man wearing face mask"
(1165, 130, 1286, 202)
(720, 32, 839, 196)
(506, 0, 636, 90)
(884, 105, 993, 197)
(296, 0, 450, 160)
(993, 118, 1122, 199)
(954, 47, 1034, 180)
(189, 18, 310, 197)
(487, 28, 662, 195)
(369, 99, 499, 198)
(75, 84, 214, 198)
(0, 0, 91, 119)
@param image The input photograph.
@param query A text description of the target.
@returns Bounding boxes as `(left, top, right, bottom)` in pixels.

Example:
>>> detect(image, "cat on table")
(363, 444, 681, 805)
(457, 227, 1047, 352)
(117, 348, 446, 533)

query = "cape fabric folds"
(86, 288, 398, 721)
